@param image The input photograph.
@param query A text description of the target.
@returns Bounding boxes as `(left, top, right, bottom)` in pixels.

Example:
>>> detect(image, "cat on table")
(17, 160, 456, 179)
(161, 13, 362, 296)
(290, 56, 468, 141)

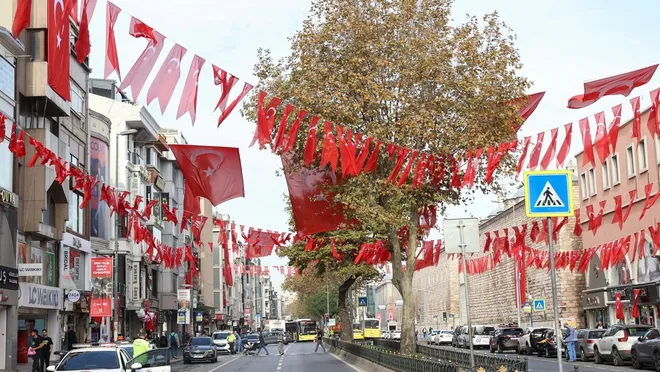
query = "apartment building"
(576, 104, 660, 328)
(0, 21, 25, 372)
(89, 84, 170, 339)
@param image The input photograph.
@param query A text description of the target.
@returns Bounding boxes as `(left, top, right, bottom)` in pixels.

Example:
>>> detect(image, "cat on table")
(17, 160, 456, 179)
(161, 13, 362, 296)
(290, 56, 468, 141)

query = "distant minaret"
(565, 159, 578, 175)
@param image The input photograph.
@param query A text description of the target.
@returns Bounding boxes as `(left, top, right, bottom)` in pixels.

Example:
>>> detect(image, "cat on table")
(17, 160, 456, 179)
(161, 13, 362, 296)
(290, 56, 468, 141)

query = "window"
(580, 173, 588, 200)
(638, 139, 648, 172)
(214, 268, 221, 288)
(0, 132, 13, 191)
(66, 156, 85, 234)
(611, 154, 620, 185)
(627, 145, 636, 178)
(70, 82, 84, 117)
(118, 215, 129, 238)
(151, 269, 158, 297)
(602, 160, 610, 190)
(588, 168, 596, 196)
(146, 186, 152, 202)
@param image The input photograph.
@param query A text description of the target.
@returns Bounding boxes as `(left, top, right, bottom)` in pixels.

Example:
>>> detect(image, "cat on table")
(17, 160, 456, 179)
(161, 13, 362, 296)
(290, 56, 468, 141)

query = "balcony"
(23, 61, 70, 117)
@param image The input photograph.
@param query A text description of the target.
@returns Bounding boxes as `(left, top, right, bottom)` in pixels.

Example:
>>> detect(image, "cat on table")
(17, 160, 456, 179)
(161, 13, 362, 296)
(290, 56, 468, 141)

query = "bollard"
(573, 366, 579, 372)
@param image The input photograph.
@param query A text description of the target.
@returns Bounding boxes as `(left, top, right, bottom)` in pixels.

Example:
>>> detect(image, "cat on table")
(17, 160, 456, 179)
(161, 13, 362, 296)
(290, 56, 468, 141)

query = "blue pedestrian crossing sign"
(533, 299, 545, 311)
(524, 170, 574, 217)
(358, 297, 368, 307)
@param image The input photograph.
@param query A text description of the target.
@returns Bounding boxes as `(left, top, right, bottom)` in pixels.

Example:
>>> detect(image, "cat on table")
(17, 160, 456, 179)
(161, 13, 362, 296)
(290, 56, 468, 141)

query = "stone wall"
(412, 182, 586, 331)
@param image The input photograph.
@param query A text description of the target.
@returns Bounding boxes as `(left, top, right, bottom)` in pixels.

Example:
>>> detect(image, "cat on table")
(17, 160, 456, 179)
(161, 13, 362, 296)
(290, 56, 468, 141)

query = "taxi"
(46, 344, 171, 372)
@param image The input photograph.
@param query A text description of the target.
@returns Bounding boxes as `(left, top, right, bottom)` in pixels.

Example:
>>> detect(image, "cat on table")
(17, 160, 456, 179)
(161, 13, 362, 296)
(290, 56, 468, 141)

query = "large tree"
(281, 237, 380, 342)
(246, 0, 528, 354)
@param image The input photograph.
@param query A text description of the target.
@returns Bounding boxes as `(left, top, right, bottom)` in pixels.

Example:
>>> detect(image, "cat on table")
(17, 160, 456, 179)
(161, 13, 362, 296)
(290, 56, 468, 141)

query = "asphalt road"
(172, 341, 359, 372)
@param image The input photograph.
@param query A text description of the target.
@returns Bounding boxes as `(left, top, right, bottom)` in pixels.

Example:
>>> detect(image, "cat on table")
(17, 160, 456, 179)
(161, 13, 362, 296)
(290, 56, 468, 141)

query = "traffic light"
(442, 312, 447, 322)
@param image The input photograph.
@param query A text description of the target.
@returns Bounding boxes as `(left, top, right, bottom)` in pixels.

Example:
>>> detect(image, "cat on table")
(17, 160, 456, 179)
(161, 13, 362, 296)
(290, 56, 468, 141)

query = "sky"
(85, 0, 660, 291)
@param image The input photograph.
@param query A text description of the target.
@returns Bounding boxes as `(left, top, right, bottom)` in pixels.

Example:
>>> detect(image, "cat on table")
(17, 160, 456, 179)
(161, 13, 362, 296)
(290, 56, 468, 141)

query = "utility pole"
(326, 272, 330, 325)
(458, 220, 476, 371)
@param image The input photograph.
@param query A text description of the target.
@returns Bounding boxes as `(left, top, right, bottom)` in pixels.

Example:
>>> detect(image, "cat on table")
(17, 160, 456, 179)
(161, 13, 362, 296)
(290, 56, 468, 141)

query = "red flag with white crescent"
(104, 2, 121, 80)
(119, 31, 166, 101)
(146, 44, 187, 114)
(176, 55, 206, 124)
(49, 0, 72, 100)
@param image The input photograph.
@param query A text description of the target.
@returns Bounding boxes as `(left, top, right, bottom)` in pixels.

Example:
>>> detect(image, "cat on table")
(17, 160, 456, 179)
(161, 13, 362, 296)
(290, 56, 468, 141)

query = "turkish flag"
(146, 44, 187, 114)
(593, 111, 610, 162)
(539, 128, 558, 170)
(526, 132, 544, 170)
(12, 0, 32, 38)
(74, 0, 90, 63)
(169, 145, 245, 207)
(119, 31, 166, 101)
(615, 292, 624, 320)
(85, 0, 97, 22)
(212, 65, 253, 127)
(70, 0, 78, 23)
(568, 64, 658, 109)
(176, 55, 205, 124)
(632, 289, 641, 318)
(103, 2, 121, 80)
(579, 117, 595, 167)
(282, 155, 350, 236)
(48, 0, 71, 100)
(183, 183, 200, 215)
(515, 92, 545, 128)
(556, 123, 574, 168)
(244, 229, 276, 259)
(129, 17, 157, 44)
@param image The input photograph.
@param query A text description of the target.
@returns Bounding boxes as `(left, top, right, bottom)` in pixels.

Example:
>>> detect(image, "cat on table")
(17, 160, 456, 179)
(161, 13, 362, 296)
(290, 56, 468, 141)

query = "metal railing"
(325, 338, 457, 372)
(374, 339, 528, 372)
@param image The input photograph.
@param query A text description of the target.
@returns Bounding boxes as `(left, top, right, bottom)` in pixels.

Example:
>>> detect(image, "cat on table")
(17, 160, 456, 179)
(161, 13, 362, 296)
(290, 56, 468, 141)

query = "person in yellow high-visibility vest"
(133, 329, 150, 364)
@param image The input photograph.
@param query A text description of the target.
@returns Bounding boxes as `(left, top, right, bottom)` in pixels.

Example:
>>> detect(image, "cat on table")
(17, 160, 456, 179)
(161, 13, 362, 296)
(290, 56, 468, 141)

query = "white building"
(89, 81, 170, 339)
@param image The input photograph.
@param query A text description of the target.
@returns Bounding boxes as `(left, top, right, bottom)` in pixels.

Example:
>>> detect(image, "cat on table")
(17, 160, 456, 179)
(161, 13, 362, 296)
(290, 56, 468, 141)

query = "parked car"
(473, 326, 495, 348)
(576, 328, 606, 361)
(427, 330, 440, 344)
(594, 324, 651, 366)
(457, 326, 470, 348)
(489, 327, 523, 353)
(382, 330, 391, 339)
(391, 330, 401, 340)
(518, 327, 550, 355)
(537, 329, 559, 358)
(631, 327, 660, 370)
(433, 330, 453, 345)
(451, 326, 464, 348)
(183, 337, 218, 364)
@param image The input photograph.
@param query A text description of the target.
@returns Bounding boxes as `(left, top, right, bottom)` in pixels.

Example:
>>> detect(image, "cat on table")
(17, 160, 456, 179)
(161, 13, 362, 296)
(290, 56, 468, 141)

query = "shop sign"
(67, 290, 81, 303)
(586, 295, 600, 306)
(18, 282, 62, 309)
(154, 175, 166, 191)
(0, 265, 19, 290)
(18, 263, 43, 277)
(0, 188, 17, 208)
(215, 314, 224, 320)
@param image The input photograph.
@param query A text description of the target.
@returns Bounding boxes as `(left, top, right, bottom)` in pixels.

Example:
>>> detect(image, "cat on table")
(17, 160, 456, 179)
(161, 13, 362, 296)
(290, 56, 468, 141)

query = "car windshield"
(213, 333, 229, 340)
(441, 330, 452, 334)
(627, 327, 651, 336)
(474, 326, 495, 335)
(58, 351, 119, 370)
(191, 337, 211, 346)
(587, 330, 605, 339)
(501, 328, 523, 335)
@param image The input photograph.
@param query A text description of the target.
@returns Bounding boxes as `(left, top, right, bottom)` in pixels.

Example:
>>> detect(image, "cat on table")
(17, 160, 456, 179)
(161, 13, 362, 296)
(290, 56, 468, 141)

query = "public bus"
(361, 318, 381, 339)
(285, 320, 298, 340)
(352, 323, 364, 340)
(296, 319, 317, 342)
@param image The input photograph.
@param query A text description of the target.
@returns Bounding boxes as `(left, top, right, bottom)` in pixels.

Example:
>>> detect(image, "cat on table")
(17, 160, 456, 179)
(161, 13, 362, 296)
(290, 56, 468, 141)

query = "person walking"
(236, 331, 243, 353)
(564, 323, 578, 362)
(256, 330, 269, 356)
(29, 329, 44, 372)
(133, 329, 150, 364)
(40, 329, 53, 370)
(277, 332, 285, 355)
(314, 328, 326, 352)
(169, 331, 178, 359)
(65, 326, 77, 351)
(227, 331, 236, 354)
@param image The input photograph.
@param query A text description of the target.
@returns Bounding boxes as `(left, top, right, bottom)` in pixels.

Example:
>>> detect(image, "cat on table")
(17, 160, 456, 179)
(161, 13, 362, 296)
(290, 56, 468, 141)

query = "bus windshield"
(352, 323, 361, 330)
(364, 320, 379, 329)
(299, 321, 316, 335)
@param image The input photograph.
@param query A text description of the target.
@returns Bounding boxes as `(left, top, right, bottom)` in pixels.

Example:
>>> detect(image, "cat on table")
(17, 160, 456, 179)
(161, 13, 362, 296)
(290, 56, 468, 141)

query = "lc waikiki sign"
(18, 283, 62, 310)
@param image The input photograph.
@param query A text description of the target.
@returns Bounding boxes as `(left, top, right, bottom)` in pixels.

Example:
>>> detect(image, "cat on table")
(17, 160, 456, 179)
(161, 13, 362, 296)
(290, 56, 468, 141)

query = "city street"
(172, 342, 358, 372)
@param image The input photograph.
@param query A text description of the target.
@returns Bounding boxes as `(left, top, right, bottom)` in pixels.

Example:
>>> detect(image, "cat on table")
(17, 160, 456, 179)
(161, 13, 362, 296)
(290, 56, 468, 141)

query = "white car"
(46, 346, 170, 372)
(433, 330, 453, 345)
(473, 326, 495, 348)
(211, 331, 232, 353)
(593, 324, 651, 366)
(391, 330, 401, 340)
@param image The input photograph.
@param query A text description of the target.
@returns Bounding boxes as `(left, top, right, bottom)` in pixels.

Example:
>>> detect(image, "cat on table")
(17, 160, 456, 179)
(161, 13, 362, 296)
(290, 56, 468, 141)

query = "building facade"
(89, 88, 169, 339)
(374, 280, 403, 330)
(576, 104, 660, 328)
(0, 21, 25, 372)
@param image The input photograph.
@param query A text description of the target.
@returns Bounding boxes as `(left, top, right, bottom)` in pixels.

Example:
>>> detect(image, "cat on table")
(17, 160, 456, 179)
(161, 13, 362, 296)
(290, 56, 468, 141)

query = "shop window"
(637, 240, 660, 283)
(612, 260, 632, 286)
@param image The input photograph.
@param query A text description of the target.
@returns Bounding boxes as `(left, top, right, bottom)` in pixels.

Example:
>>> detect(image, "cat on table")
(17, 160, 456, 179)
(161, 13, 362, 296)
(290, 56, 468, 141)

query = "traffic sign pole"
(547, 217, 564, 372)
(458, 220, 476, 371)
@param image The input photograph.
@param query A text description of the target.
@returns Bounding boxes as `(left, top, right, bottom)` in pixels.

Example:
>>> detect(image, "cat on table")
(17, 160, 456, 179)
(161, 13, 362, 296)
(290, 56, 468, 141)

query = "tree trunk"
(389, 206, 420, 355)
(338, 276, 356, 342)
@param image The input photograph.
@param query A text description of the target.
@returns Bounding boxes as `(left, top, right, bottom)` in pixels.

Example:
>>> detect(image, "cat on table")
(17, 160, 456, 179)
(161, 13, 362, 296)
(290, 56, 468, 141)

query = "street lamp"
(113, 129, 138, 341)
